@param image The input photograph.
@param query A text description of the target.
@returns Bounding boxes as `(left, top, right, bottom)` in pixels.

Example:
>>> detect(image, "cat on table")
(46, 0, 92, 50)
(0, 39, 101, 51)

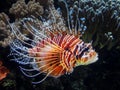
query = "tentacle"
(19, 66, 41, 78)
(49, 7, 57, 24)
(23, 21, 63, 50)
(74, 5, 79, 35)
(8, 22, 34, 47)
(10, 46, 29, 58)
(13, 24, 38, 46)
(19, 60, 60, 79)
(60, 0, 72, 33)
(31, 64, 63, 84)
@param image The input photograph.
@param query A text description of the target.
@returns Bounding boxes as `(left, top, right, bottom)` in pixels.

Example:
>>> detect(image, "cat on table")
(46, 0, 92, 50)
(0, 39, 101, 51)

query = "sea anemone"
(57, 0, 120, 50)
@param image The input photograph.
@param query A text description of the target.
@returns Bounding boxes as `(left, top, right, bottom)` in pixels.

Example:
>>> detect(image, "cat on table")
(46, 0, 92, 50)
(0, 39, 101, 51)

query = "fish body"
(8, 0, 98, 84)
(9, 19, 98, 84)
(28, 30, 98, 78)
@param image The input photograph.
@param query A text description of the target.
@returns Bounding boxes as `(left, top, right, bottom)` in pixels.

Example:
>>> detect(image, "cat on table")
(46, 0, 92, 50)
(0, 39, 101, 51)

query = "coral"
(61, 0, 120, 50)
(46, 5, 67, 31)
(1, 79, 16, 88)
(9, 0, 28, 19)
(36, 0, 54, 6)
(0, 60, 9, 81)
(9, 0, 44, 19)
(9, 0, 66, 36)
(0, 13, 14, 47)
(27, 0, 43, 17)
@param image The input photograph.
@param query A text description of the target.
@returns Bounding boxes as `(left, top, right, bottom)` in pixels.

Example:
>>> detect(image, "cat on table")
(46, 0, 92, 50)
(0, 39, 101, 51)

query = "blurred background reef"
(0, 0, 120, 90)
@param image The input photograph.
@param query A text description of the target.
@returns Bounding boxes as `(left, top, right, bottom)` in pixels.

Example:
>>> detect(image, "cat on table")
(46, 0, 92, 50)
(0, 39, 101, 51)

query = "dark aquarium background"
(0, 0, 120, 90)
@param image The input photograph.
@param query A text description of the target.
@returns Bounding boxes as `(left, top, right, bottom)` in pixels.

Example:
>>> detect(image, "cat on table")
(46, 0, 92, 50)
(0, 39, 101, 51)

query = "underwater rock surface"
(0, 0, 120, 90)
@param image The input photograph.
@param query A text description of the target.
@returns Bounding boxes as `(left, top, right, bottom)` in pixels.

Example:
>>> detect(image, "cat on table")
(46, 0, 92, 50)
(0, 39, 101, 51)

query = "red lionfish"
(8, 0, 98, 84)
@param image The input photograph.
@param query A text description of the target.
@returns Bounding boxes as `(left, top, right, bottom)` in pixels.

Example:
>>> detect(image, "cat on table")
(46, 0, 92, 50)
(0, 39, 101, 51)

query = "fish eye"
(84, 47, 89, 52)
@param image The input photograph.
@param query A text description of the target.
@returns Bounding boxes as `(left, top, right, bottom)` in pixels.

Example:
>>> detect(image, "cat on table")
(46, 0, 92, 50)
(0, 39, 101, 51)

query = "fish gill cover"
(0, 0, 120, 90)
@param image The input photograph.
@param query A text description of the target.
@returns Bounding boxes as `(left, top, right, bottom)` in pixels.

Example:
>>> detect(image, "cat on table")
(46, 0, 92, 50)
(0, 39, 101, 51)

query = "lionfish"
(8, 0, 98, 84)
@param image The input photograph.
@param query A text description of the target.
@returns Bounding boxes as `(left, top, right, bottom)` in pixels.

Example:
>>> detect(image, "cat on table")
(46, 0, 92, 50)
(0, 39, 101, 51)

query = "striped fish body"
(28, 31, 98, 77)
(8, 18, 98, 84)
(8, 0, 98, 84)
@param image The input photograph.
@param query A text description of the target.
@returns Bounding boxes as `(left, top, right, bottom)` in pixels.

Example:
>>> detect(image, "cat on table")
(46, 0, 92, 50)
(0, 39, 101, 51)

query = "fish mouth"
(75, 51, 98, 66)
(88, 52, 98, 64)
